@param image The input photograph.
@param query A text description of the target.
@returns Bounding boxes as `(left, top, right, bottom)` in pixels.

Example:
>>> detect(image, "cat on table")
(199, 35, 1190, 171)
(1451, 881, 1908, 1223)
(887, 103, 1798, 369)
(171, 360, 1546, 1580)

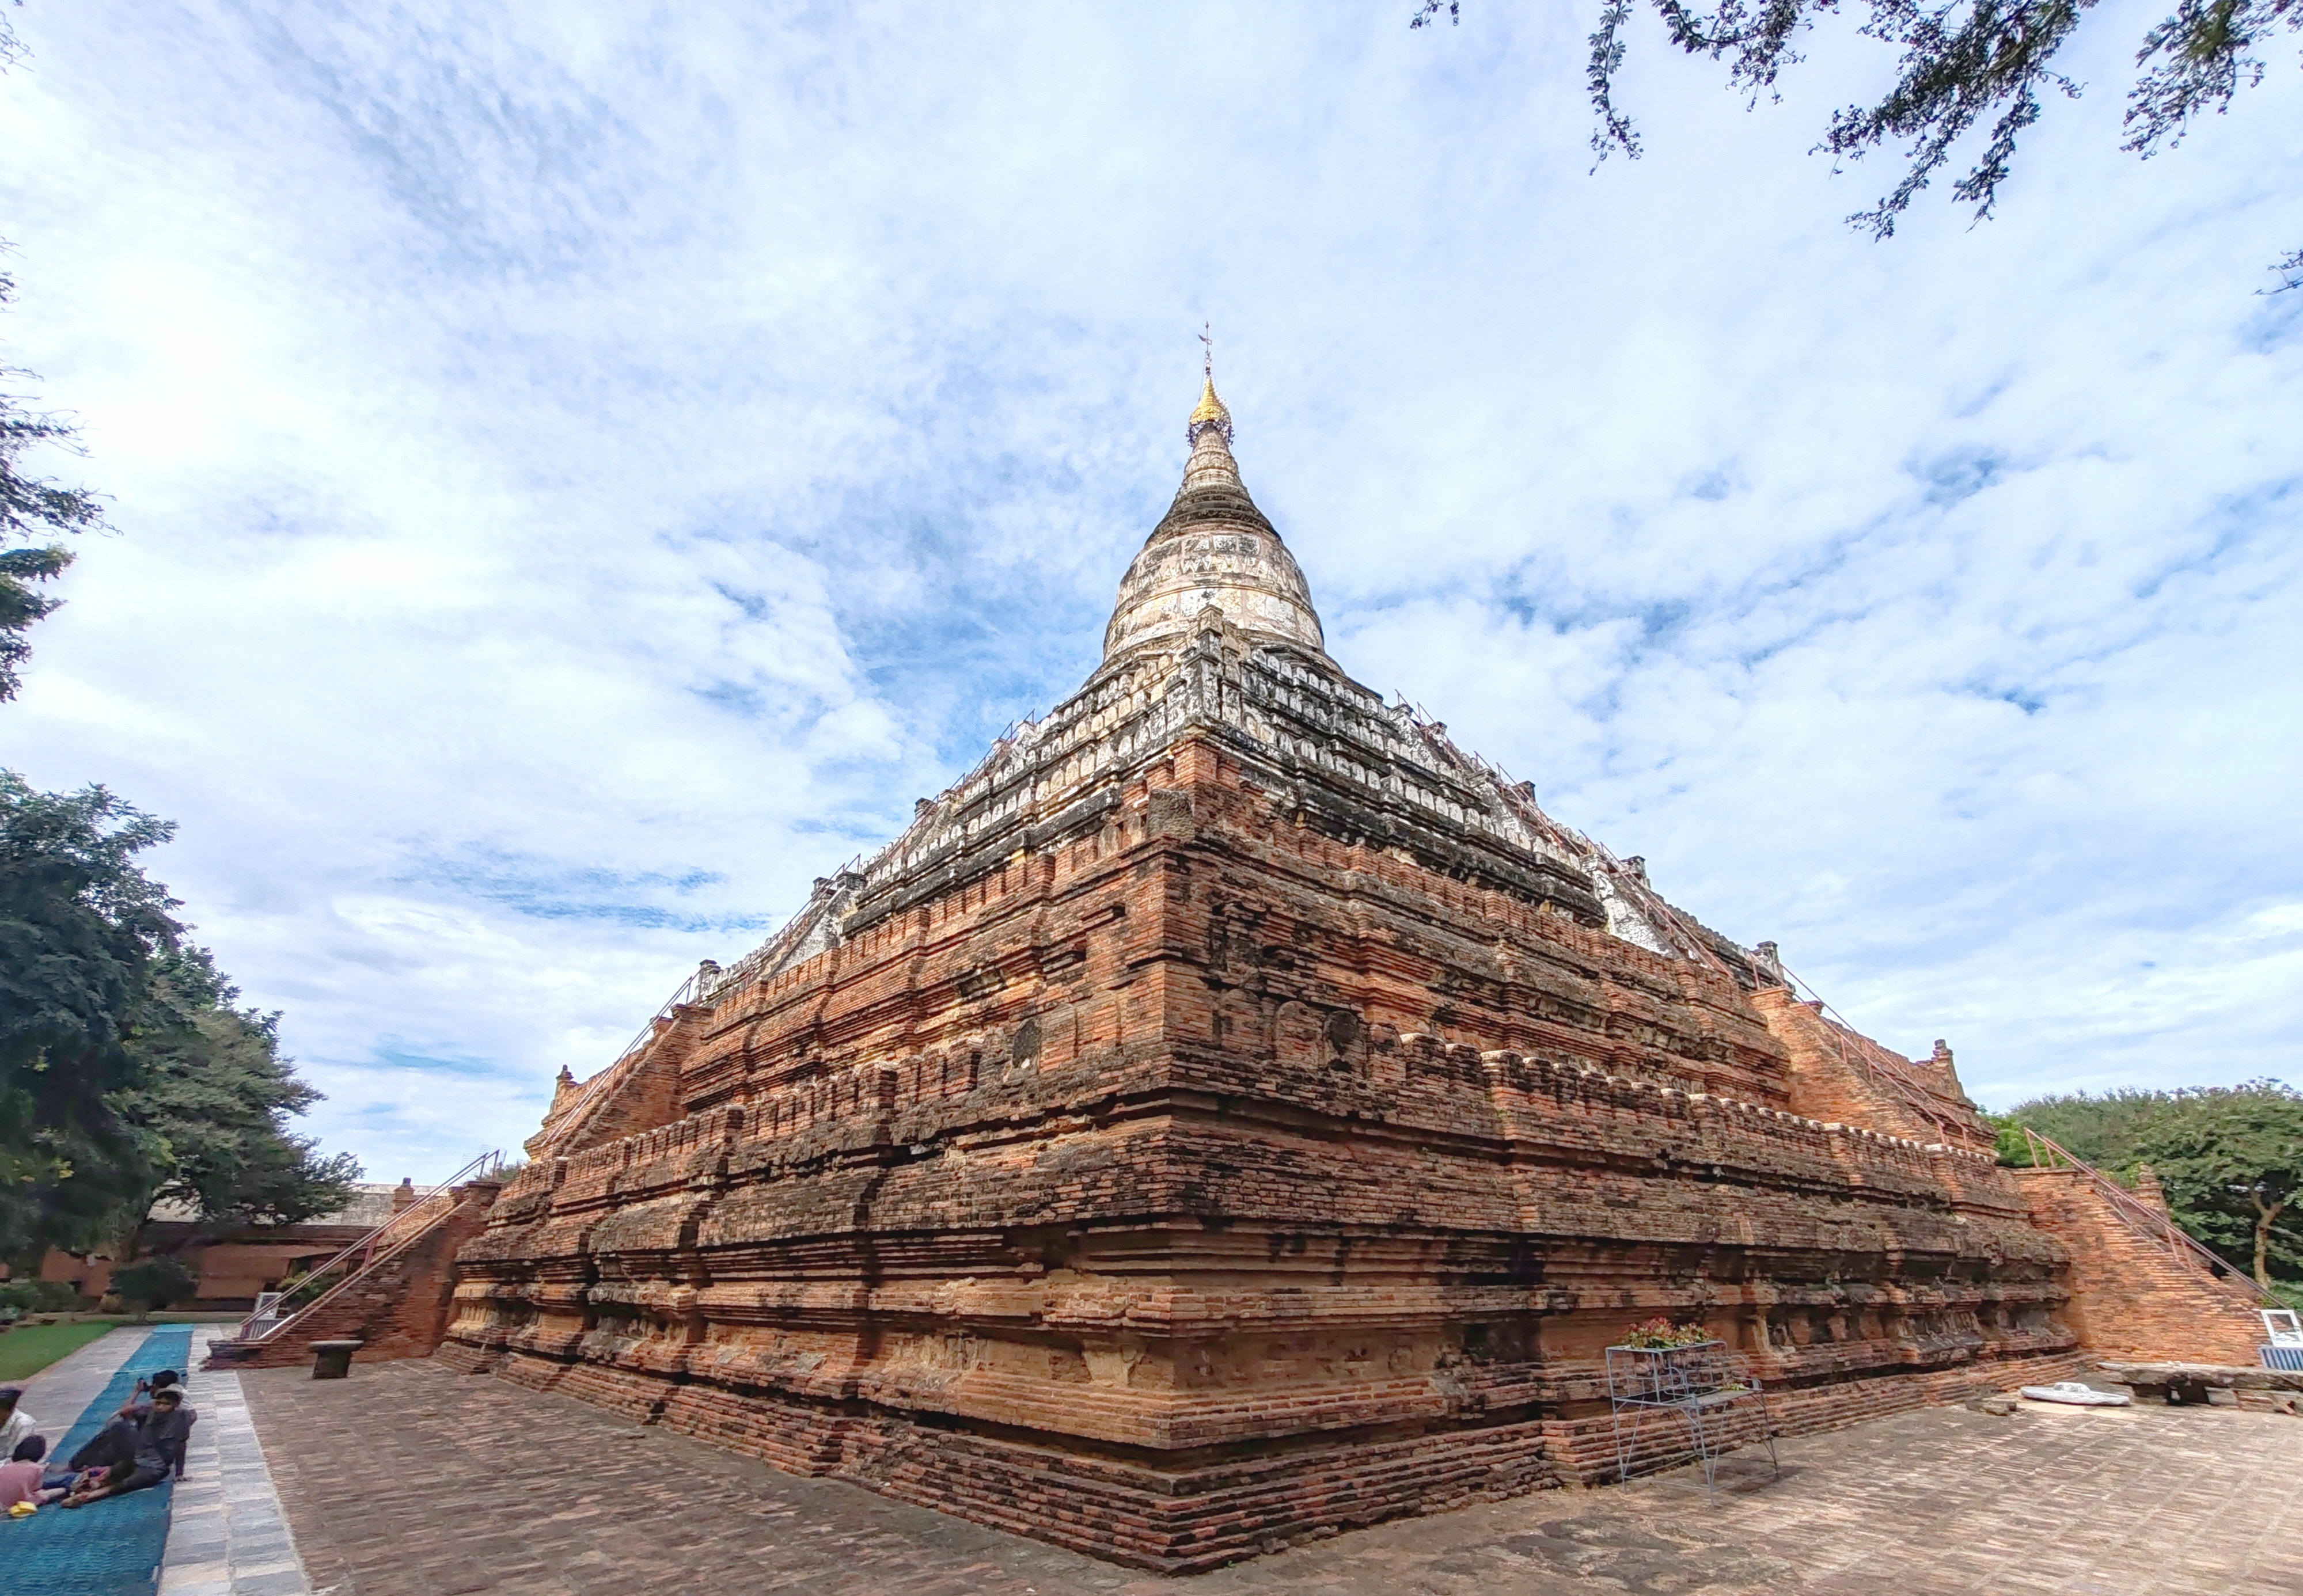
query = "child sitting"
(0, 1436, 48, 1510)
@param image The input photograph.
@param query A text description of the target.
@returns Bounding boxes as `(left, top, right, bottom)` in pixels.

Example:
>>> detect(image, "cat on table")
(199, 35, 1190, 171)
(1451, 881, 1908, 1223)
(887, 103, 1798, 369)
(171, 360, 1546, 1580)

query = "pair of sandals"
(2017, 1381, 2132, 1407)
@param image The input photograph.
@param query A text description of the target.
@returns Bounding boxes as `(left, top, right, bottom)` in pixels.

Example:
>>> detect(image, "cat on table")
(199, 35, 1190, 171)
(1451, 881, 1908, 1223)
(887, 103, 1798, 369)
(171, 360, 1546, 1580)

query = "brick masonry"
(2012, 1167, 2267, 1364)
(438, 733, 2100, 1570)
(431, 401, 2243, 1570)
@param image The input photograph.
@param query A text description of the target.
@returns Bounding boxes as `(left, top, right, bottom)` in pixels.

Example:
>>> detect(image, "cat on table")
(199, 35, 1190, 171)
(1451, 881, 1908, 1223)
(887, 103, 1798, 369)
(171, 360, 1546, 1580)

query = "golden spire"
(1189, 322, 1232, 443)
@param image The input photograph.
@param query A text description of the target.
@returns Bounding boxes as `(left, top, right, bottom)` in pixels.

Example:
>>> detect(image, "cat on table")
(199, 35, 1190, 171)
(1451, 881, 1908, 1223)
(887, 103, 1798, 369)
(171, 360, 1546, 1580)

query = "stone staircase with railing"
(2010, 1128, 2275, 1366)
(203, 1152, 507, 1371)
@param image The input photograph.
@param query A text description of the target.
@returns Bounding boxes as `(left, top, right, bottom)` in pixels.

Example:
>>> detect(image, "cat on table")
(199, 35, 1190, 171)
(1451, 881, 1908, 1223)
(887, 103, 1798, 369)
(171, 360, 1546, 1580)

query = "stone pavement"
(239, 1359, 2302, 1596)
(12, 1323, 149, 1437)
(9, 1321, 312, 1596)
(160, 1326, 312, 1596)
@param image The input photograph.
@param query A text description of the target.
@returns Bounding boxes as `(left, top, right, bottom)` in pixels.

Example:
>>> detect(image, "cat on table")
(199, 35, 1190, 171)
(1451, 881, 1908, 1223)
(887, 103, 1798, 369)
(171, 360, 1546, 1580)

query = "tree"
(0, 20, 108, 701)
(111, 946, 362, 1240)
(2000, 1080, 2303, 1289)
(1, 275, 106, 701)
(0, 777, 363, 1266)
(2130, 1081, 2303, 1289)
(1413, 0, 2302, 283)
(1988, 1086, 2166, 1168)
(0, 772, 181, 1262)
(109, 1253, 196, 1313)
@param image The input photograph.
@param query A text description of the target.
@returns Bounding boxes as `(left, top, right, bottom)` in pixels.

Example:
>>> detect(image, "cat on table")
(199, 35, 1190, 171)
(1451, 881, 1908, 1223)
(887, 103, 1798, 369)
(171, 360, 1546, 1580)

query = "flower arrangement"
(1617, 1317, 1712, 1350)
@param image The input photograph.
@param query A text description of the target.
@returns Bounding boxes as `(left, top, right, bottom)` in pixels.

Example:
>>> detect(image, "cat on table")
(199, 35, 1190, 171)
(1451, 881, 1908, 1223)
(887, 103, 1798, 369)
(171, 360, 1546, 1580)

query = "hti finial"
(1189, 322, 1232, 444)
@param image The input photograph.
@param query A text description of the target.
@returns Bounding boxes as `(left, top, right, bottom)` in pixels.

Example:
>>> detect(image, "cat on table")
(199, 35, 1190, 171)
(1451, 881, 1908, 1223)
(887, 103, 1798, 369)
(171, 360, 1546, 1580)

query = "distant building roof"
(145, 1181, 406, 1229)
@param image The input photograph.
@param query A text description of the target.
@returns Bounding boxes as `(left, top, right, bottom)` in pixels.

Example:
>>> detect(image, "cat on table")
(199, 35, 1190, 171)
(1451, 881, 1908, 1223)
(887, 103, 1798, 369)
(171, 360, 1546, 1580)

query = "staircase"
(2017, 1128, 2272, 1312)
(2012, 1127, 2274, 1365)
(1773, 960, 1990, 1149)
(204, 1150, 506, 1370)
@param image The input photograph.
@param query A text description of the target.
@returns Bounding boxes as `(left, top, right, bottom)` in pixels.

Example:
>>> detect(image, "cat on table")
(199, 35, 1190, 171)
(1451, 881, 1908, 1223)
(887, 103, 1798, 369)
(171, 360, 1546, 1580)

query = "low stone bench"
(2093, 1361, 2303, 1414)
(310, 1339, 365, 1380)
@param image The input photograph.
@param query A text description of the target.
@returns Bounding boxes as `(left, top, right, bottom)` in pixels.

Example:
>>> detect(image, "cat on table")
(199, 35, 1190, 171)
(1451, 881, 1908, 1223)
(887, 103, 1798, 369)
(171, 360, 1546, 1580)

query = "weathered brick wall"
(38, 1220, 413, 1311)
(527, 1014, 695, 1158)
(442, 739, 2084, 1569)
(2012, 1168, 2265, 1364)
(210, 1182, 500, 1370)
(1752, 988, 1987, 1149)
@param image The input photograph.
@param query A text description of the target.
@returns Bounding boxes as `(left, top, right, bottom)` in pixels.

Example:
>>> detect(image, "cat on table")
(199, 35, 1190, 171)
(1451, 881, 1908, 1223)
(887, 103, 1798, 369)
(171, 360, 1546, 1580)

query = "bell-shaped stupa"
(1102, 368, 1325, 662)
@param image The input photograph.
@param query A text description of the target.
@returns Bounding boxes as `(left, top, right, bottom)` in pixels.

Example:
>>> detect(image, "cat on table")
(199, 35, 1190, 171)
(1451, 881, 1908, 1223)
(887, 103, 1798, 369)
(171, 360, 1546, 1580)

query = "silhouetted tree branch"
(1412, 0, 2300, 279)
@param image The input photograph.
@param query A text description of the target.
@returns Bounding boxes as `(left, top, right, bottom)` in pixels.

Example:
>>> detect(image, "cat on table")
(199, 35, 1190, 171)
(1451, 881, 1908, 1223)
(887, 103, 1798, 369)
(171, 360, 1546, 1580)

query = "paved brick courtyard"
(240, 1359, 2301, 1596)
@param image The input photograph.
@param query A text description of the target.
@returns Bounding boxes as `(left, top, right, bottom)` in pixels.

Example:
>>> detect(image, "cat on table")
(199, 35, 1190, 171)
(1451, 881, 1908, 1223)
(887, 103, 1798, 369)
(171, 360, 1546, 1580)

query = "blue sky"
(2, 3, 2297, 1181)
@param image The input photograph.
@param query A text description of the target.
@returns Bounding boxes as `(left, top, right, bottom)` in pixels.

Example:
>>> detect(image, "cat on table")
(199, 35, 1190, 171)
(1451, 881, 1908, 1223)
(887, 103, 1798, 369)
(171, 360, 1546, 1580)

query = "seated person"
(51, 1415, 138, 1484)
(112, 1369, 180, 1424)
(0, 1387, 35, 1464)
(41, 1371, 187, 1489)
(62, 1389, 194, 1508)
(0, 1436, 48, 1509)
(138, 1382, 196, 1480)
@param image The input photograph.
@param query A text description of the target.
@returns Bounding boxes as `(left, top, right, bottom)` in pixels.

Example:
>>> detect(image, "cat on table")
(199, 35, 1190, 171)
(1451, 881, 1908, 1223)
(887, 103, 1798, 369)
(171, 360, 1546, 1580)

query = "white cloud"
(1, 0, 2296, 1174)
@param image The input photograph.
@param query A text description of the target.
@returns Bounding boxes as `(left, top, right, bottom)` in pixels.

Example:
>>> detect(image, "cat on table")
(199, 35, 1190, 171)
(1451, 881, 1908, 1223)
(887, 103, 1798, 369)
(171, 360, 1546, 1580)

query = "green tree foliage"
(2130, 1082, 2303, 1290)
(1987, 1086, 2168, 1168)
(109, 1253, 196, 1312)
(0, 773, 181, 1259)
(0, 774, 359, 1267)
(0, 14, 355, 1270)
(0, 269, 107, 700)
(1998, 1081, 2303, 1288)
(1413, 0, 2301, 279)
(113, 947, 362, 1234)
(0, 22, 108, 702)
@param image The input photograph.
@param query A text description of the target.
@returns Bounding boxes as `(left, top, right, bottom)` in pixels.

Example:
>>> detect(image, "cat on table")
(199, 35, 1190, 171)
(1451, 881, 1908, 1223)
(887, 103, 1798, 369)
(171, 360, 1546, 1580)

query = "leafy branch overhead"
(1414, 0, 2300, 266)
(0, 274, 109, 702)
(1, 13, 110, 702)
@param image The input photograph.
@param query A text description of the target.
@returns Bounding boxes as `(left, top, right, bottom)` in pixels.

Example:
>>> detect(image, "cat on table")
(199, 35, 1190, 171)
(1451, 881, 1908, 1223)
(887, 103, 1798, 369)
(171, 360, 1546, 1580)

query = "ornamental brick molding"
(437, 381, 2249, 1570)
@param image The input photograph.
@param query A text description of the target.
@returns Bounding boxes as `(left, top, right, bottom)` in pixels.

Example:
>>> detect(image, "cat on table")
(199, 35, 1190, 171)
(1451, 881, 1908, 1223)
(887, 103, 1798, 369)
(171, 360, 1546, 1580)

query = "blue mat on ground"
(3, 1325, 194, 1596)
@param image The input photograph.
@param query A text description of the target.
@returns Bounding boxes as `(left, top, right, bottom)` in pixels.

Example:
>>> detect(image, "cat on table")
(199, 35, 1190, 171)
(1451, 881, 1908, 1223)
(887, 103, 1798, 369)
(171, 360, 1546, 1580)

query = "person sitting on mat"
(0, 1386, 36, 1464)
(116, 1369, 180, 1420)
(50, 1413, 136, 1484)
(39, 1368, 185, 1491)
(0, 1436, 49, 1509)
(138, 1381, 196, 1479)
(61, 1389, 195, 1507)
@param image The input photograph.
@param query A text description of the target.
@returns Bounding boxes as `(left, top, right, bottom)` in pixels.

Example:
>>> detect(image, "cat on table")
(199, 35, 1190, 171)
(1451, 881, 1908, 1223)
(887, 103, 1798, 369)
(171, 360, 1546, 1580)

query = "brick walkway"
(241, 1361, 2302, 1596)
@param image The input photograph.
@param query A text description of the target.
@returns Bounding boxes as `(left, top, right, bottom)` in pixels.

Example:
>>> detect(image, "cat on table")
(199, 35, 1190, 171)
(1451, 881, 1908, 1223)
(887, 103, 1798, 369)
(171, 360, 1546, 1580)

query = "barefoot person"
(62, 1388, 195, 1508)
(139, 1381, 196, 1479)
(39, 1367, 185, 1494)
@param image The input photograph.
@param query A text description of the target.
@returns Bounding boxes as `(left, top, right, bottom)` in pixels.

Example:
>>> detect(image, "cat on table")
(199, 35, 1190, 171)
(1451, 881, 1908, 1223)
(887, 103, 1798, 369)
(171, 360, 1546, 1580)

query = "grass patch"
(0, 1319, 122, 1381)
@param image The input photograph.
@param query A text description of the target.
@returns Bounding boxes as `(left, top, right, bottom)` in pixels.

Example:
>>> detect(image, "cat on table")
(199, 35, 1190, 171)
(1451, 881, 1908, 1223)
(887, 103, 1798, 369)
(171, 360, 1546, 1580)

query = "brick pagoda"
(443, 374, 2123, 1568)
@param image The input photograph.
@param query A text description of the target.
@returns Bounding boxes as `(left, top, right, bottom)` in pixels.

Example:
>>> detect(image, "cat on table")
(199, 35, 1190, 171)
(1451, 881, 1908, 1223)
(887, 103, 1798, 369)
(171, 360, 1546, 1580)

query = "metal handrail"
(1588, 837, 1739, 980)
(233, 1148, 504, 1343)
(2018, 1126, 2278, 1310)
(1774, 960, 1986, 1149)
(542, 971, 700, 1135)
